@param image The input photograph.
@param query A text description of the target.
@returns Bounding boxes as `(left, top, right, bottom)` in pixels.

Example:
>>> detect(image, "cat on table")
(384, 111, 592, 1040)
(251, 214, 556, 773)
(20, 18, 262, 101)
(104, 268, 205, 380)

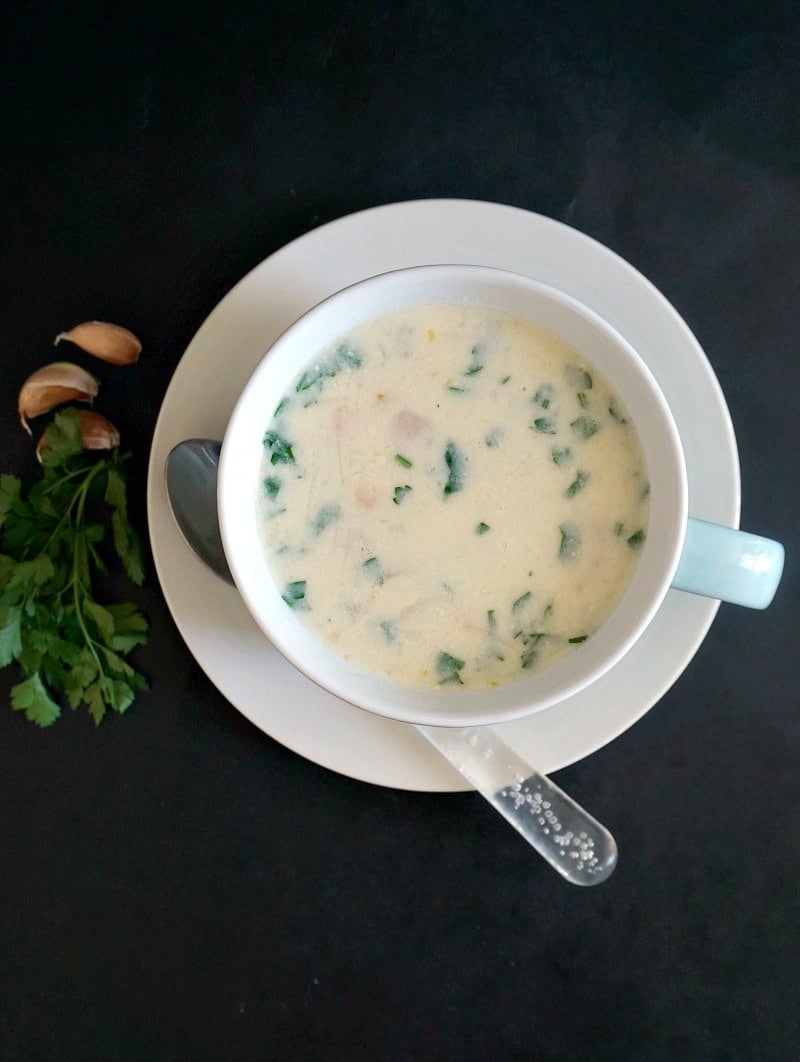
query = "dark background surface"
(1, 2, 798, 1060)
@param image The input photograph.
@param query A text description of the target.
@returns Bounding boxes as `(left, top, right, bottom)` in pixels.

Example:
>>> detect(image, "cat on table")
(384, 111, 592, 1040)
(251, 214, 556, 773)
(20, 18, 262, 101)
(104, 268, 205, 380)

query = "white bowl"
(218, 265, 687, 727)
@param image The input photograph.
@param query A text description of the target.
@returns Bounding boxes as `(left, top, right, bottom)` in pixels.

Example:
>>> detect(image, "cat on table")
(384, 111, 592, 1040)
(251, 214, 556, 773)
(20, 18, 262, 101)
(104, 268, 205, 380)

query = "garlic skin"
(76, 409, 121, 450)
(18, 361, 100, 434)
(54, 321, 142, 365)
(36, 410, 121, 462)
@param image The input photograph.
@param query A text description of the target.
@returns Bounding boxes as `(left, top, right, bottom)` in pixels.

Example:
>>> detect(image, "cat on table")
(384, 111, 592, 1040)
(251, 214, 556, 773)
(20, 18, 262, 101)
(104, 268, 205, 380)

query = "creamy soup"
(257, 304, 649, 691)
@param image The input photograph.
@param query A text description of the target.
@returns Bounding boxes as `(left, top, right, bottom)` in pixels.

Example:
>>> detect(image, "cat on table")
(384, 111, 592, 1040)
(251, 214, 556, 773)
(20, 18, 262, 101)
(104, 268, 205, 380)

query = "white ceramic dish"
(219, 265, 688, 728)
(146, 198, 739, 791)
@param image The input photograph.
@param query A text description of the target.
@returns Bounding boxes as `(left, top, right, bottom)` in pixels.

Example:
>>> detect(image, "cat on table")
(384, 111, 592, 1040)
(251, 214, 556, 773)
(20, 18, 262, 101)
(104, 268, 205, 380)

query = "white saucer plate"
(146, 199, 739, 792)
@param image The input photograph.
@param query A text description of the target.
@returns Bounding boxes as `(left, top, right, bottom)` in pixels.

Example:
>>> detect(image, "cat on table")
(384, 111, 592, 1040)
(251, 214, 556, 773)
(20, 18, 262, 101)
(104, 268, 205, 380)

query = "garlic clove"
(76, 409, 121, 450)
(36, 409, 121, 462)
(18, 361, 100, 434)
(54, 320, 142, 365)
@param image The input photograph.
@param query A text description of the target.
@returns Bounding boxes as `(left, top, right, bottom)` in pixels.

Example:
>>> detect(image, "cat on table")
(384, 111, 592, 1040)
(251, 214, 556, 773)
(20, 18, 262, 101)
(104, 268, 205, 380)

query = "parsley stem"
(74, 462, 104, 525)
(65, 465, 113, 700)
(39, 461, 105, 557)
(72, 540, 104, 681)
(40, 461, 94, 495)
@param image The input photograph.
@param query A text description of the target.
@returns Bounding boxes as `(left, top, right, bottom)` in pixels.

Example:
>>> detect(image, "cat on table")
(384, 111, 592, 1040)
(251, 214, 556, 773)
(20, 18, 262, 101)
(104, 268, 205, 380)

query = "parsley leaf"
(0, 475, 22, 522)
(1, 409, 149, 727)
(11, 672, 62, 727)
(443, 442, 464, 496)
(436, 651, 465, 685)
(0, 604, 23, 666)
(105, 467, 145, 584)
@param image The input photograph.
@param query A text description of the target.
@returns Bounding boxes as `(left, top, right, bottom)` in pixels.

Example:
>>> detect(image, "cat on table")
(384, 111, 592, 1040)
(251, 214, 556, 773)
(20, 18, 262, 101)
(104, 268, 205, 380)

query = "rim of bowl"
(218, 264, 688, 728)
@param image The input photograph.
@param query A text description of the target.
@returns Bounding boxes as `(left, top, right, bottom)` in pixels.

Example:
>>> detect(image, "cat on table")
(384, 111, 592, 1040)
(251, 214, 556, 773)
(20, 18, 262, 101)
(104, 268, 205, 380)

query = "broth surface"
(258, 304, 649, 690)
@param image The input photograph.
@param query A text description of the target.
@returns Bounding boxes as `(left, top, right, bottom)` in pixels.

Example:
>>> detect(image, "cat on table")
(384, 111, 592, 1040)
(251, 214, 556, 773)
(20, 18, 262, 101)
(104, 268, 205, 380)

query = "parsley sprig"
(0, 409, 148, 726)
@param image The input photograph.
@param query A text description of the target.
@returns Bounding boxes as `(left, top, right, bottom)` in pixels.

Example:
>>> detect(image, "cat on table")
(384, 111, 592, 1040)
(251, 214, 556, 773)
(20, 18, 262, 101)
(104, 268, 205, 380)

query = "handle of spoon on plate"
(165, 438, 619, 886)
(417, 724, 617, 884)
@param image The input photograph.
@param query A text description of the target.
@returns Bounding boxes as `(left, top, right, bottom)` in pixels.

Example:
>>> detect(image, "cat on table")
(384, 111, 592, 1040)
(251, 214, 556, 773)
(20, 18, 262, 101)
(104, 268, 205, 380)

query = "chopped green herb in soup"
(257, 304, 650, 691)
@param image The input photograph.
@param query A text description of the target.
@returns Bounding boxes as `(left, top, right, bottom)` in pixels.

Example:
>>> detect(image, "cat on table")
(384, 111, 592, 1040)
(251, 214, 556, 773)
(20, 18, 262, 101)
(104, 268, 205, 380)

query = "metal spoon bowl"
(165, 438, 618, 885)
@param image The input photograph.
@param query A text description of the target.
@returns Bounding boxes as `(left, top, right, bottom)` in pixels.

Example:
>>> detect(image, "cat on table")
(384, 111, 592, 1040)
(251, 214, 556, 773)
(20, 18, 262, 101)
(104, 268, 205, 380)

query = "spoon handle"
(417, 724, 618, 885)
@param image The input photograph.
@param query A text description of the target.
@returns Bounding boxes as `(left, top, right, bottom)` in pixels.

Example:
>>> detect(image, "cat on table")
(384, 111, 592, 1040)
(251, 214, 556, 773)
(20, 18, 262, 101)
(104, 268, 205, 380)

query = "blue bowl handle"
(671, 518, 785, 609)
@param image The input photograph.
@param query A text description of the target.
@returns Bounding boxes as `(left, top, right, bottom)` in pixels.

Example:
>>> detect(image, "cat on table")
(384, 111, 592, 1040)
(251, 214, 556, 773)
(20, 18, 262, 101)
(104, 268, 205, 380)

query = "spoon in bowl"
(165, 438, 618, 885)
